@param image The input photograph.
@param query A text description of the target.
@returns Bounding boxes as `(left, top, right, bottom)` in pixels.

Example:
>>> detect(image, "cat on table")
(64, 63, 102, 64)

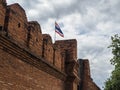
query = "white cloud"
(7, 0, 120, 89)
(50, 0, 74, 6)
(96, 21, 120, 34)
(7, 0, 24, 5)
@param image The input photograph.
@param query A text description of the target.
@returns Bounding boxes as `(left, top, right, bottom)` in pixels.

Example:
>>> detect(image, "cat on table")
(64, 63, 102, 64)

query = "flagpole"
(54, 30, 56, 43)
(54, 21, 56, 43)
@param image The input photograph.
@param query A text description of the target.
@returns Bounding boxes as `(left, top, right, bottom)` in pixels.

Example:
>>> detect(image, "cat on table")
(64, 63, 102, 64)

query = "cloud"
(7, 0, 120, 89)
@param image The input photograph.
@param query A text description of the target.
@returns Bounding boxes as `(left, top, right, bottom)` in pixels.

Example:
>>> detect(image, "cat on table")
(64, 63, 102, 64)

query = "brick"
(55, 39, 77, 62)
(53, 46, 62, 70)
(4, 3, 28, 47)
(42, 34, 54, 64)
(0, 49, 64, 90)
(27, 21, 43, 57)
(78, 59, 100, 90)
(0, 1, 100, 90)
(0, 0, 6, 31)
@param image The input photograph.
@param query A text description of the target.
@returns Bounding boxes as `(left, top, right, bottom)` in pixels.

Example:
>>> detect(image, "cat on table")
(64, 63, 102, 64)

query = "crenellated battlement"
(0, 0, 6, 6)
(1, 1, 78, 68)
(0, 1, 100, 90)
(0, 0, 6, 31)
(1, 2, 78, 69)
(27, 21, 43, 56)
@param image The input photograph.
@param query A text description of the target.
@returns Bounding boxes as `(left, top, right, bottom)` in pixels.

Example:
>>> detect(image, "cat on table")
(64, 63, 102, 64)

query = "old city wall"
(55, 40, 77, 62)
(78, 59, 100, 90)
(4, 3, 28, 46)
(0, 44, 65, 90)
(55, 40, 80, 90)
(0, 1, 101, 90)
(0, 0, 6, 31)
(42, 34, 54, 64)
(28, 21, 43, 57)
(0, 1, 80, 90)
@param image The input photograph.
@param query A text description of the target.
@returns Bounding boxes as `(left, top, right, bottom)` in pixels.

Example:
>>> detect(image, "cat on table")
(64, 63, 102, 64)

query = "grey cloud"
(98, 0, 120, 23)
(20, 0, 41, 9)
(12, 0, 101, 23)
(7, 0, 120, 89)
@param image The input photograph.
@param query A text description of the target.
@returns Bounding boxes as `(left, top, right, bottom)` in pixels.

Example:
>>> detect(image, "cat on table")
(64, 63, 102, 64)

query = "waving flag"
(55, 21, 64, 37)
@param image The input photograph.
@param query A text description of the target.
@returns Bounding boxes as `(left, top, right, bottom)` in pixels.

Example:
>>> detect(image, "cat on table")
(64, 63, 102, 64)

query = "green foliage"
(104, 78, 112, 90)
(109, 34, 120, 65)
(104, 34, 120, 90)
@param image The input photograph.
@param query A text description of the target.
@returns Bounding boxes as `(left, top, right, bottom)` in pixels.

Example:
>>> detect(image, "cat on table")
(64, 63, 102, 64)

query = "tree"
(104, 34, 120, 90)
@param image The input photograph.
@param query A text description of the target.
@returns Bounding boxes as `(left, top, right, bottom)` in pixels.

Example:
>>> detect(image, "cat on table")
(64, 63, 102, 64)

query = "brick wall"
(0, 0, 6, 31)
(4, 3, 28, 46)
(82, 60, 91, 90)
(42, 34, 54, 64)
(0, 1, 100, 90)
(0, 48, 64, 90)
(53, 46, 62, 70)
(27, 21, 43, 57)
(55, 39, 77, 62)
(78, 59, 100, 90)
(55, 39, 79, 90)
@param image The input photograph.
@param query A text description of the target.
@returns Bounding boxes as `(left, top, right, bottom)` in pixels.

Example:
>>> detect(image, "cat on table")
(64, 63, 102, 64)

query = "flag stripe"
(55, 26, 63, 34)
(55, 21, 64, 37)
(55, 30, 64, 37)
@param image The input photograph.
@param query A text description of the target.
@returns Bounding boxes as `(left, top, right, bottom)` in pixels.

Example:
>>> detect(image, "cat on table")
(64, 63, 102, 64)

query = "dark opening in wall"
(36, 38, 39, 42)
(18, 23, 21, 28)
(44, 39, 48, 44)
(0, 26, 3, 31)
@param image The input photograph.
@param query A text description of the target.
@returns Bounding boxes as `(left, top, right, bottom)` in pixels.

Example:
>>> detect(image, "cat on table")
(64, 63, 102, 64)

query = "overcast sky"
(7, 0, 120, 89)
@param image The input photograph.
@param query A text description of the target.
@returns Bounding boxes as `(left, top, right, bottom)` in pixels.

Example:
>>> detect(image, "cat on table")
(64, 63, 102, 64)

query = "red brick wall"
(55, 39, 77, 62)
(55, 40, 79, 90)
(28, 21, 43, 57)
(53, 47, 62, 70)
(1, 1, 103, 90)
(88, 81, 100, 90)
(0, 0, 6, 30)
(43, 34, 54, 64)
(4, 4, 28, 46)
(0, 48, 64, 90)
(83, 60, 91, 79)
(54, 39, 78, 72)
(80, 60, 100, 90)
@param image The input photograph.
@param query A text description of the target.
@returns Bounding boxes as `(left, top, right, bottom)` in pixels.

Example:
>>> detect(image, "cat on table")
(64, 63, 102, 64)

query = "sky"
(7, 0, 120, 89)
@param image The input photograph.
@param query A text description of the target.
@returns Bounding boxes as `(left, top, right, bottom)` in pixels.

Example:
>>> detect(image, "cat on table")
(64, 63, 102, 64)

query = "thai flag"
(55, 21, 64, 37)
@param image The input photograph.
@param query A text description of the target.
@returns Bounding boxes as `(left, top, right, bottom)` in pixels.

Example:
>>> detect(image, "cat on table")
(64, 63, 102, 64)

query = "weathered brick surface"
(55, 39, 77, 62)
(43, 34, 54, 64)
(53, 46, 62, 70)
(82, 60, 91, 90)
(0, 0, 6, 30)
(78, 59, 100, 90)
(55, 40, 80, 90)
(28, 21, 43, 57)
(0, 48, 64, 90)
(88, 81, 100, 90)
(0, 1, 100, 90)
(4, 3, 28, 46)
